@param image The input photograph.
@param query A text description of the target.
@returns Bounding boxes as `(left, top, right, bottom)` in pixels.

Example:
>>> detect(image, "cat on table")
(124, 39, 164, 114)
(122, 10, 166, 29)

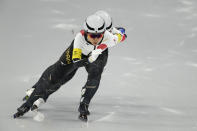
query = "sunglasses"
(88, 33, 103, 39)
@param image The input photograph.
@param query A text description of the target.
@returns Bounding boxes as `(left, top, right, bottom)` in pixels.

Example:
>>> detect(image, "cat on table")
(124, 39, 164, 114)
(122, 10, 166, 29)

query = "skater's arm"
(72, 33, 84, 62)
(100, 30, 124, 48)
(72, 58, 89, 68)
(88, 28, 127, 63)
(111, 27, 127, 45)
(71, 32, 90, 67)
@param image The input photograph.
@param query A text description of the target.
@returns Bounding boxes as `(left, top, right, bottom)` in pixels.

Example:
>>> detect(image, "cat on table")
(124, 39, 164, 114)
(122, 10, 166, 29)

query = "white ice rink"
(0, 0, 197, 131)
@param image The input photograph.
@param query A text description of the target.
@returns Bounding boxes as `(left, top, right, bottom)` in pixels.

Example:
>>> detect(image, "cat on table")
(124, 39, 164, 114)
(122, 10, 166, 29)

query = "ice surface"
(33, 111, 45, 122)
(0, 0, 197, 131)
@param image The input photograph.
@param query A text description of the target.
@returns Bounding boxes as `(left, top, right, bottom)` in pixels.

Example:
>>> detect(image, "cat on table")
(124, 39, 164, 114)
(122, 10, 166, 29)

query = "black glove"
(115, 27, 127, 42)
(73, 58, 90, 68)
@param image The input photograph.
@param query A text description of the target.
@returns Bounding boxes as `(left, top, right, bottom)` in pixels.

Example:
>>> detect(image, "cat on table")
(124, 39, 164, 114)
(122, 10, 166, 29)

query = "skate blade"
(13, 112, 22, 119)
(78, 114, 88, 122)
(31, 105, 38, 111)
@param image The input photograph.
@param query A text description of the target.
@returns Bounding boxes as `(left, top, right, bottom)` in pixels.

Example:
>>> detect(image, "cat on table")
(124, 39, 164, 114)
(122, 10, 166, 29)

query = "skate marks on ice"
(179, 0, 194, 6)
(51, 9, 65, 15)
(142, 13, 162, 18)
(14, 110, 45, 122)
(159, 107, 184, 115)
(84, 96, 195, 131)
(185, 61, 197, 68)
(178, 25, 197, 47)
(94, 112, 116, 122)
(40, 0, 66, 2)
(50, 9, 80, 34)
(176, 0, 196, 14)
(176, 0, 197, 46)
(52, 23, 79, 31)
(89, 96, 151, 123)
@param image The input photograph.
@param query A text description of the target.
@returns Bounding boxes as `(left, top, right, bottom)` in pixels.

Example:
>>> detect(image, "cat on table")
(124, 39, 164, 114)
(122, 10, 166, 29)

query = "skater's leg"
(43, 68, 78, 101)
(29, 64, 78, 111)
(22, 64, 56, 101)
(78, 67, 102, 117)
(23, 42, 75, 101)
(80, 73, 101, 105)
(78, 63, 104, 121)
(78, 50, 108, 121)
(13, 78, 50, 118)
(14, 61, 77, 118)
(80, 49, 108, 105)
(14, 41, 81, 118)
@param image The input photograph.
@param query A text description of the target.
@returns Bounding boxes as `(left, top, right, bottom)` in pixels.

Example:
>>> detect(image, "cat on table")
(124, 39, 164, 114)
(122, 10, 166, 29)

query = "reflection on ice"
(160, 107, 183, 115)
(51, 10, 65, 15)
(180, 0, 193, 6)
(122, 73, 132, 77)
(122, 57, 137, 61)
(52, 23, 79, 30)
(192, 27, 197, 31)
(143, 68, 154, 72)
(185, 61, 197, 68)
(143, 13, 162, 18)
(176, 7, 194, 13)
(95, 112, 115, 122)
(187, 33, 196, 38)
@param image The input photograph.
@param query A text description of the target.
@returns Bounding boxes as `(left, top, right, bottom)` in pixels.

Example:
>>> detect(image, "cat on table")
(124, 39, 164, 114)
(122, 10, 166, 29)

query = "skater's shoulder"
(80, 30, 85, 36)
(75, 30, 85, 37)
(74, 30, 86, 42)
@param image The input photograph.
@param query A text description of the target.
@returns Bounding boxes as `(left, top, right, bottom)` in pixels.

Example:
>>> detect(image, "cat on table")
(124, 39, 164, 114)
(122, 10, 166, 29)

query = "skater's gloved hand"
(73, 58, 89, 68)
(121, 33, 127, 42)
(116, 27, 126, 34)
(115, 27, 127, 42)
(88, 49, 102, 63)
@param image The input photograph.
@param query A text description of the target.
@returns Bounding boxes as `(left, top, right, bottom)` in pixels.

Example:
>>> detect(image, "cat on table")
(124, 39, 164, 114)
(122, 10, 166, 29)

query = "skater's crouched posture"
(14, 13, 127, 121)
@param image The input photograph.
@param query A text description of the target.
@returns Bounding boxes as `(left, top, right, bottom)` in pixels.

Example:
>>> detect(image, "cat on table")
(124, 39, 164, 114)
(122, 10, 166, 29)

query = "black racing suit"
(24, 40, 108, 108)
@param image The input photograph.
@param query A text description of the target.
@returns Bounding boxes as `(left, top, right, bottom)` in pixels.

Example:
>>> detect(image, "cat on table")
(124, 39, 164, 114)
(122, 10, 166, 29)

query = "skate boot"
(22, 88, 35, 101)
(13, 103, 30, 118)
(31, 98, 45, 111)
(78, 102, 89, 122)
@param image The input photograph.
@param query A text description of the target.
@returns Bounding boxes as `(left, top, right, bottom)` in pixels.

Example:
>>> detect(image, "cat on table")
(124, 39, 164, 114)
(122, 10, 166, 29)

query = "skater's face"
(87, 32, 104, 46)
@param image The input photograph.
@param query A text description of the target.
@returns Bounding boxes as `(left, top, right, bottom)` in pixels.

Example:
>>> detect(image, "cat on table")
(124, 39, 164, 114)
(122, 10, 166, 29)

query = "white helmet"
(95, 10, 112, 31)
(84, 14, 105, 33)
